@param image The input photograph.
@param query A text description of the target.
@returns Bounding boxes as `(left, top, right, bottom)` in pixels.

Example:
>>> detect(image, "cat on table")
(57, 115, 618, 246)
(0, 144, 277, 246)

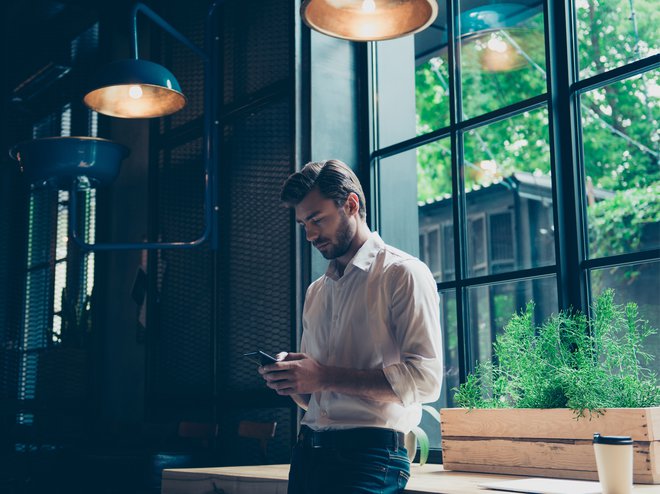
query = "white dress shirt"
(300, 232, 442, 433)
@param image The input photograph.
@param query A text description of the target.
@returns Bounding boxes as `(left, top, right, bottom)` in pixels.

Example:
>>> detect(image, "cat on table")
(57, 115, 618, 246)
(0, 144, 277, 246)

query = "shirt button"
(321, 410, 328, 417)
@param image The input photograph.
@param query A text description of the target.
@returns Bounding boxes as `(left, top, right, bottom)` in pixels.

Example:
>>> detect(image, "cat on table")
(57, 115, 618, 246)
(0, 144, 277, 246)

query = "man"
(260, 159, 442, 494)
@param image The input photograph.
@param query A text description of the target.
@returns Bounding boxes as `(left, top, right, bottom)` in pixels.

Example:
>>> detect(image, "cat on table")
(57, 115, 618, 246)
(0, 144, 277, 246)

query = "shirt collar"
(325, 231, 383, 280)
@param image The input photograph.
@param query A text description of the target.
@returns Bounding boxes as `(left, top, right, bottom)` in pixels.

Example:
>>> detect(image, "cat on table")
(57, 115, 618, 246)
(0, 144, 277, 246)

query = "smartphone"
(243, 350, 278, 366)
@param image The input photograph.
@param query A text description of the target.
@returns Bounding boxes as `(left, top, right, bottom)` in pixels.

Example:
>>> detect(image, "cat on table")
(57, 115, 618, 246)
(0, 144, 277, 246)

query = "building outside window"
(368, 0, 659, 454)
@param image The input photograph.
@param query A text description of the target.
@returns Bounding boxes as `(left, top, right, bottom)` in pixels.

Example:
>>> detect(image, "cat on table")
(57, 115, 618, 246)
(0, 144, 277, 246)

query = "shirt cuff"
(382, 362, 417, 407)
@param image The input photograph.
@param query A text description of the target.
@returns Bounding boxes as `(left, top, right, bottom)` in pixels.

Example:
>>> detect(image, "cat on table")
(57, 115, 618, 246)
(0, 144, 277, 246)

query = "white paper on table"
(478, 477, 602, 494)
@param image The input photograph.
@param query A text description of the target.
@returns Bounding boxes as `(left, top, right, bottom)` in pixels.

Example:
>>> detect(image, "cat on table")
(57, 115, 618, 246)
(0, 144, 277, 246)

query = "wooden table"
(162, 464, 659, 493)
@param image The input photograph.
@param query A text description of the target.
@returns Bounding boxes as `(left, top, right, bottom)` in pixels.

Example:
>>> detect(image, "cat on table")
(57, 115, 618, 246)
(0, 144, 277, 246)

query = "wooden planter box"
(440, 407, 660, 484)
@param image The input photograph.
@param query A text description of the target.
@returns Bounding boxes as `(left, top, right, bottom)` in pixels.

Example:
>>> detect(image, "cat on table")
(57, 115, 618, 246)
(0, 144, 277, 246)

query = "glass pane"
(56, 191, 69, 261)
(583, 70, 660, 258)
(24, 268, 50, 349)
(589, 261, 660, 375)
(18, 353, 38, 401)
(89, 109, 98, 137)
(27, 189, 57, 268)
(376, 5, 449, 148)
(378, 150, 422, 256)
(52, 314, 62, 344)
(61, 104, 71, 137)
(576, 0, 660, 80)
(415, 0, 450, 134)
(53, 262, 67, 314)
(459, 3, 547, 119)
(463, 107, 555, 276)
(416, 53, 450, 135)
(466, 276, 558, 367)
(420, 289, 458, 450)
(440, 289, 459, 409)
(84, 189, 96, 297)
(417, 138, 455, 282)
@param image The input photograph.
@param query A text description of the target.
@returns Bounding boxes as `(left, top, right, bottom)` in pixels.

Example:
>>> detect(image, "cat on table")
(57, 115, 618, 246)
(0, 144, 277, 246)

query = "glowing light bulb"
(128, 85, 143, 99)
(486, 36, 508, 54)
(361, 0, 376, 13)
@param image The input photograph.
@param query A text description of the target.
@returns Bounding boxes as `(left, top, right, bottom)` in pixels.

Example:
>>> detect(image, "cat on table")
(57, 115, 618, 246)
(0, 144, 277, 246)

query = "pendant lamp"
(83, 59, 186, 119)
(10, 137, 129, 188)
(301, 0, 439, 41)
(82, 1, 210, 119)
(76, 2, 219, 250)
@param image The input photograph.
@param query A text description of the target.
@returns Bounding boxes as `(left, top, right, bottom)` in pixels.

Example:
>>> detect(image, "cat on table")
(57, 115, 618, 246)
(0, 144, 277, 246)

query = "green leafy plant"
(453, 289, 660, 416)
(408, 405, 441, 466)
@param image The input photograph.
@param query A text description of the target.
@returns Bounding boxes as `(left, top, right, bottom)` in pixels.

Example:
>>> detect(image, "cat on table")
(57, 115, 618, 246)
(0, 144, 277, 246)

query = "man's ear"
(344, 192, 360, 217)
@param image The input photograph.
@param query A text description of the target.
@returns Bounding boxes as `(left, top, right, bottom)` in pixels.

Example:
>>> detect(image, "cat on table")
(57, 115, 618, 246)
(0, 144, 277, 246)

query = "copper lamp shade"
(301, 0, 438, 41)
(83, 59, 186, 118)
(479, 33, 528, 73)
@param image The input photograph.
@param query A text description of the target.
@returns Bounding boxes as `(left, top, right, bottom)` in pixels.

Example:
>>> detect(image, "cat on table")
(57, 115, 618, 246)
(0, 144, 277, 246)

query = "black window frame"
(364, 0, 660, 461)
(9, 22, 100, 432)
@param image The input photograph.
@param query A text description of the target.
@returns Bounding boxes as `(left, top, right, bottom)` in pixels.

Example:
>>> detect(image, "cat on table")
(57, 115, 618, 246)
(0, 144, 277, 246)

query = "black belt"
(298, 425, 405, 450)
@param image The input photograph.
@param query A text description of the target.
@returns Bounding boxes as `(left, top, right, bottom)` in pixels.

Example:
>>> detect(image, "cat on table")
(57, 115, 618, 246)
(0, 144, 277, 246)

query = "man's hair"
(280, 159, 366, 220)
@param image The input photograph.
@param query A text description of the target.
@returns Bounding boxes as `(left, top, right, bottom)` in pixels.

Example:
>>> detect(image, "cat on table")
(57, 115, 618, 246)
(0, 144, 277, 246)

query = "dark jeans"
(287, 427, 410, 494)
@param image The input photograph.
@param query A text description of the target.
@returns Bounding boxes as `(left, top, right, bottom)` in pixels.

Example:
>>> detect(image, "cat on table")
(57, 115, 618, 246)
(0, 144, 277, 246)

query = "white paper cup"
(593, 433, 633, 494)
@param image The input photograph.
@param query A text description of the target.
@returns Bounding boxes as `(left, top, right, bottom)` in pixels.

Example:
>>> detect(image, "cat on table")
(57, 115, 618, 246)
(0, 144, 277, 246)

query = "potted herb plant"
(440, 289, 660, 483)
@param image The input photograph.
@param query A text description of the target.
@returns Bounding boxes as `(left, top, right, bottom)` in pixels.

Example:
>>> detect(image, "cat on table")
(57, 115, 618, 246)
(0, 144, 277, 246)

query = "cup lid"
(593, 433, 633, 445)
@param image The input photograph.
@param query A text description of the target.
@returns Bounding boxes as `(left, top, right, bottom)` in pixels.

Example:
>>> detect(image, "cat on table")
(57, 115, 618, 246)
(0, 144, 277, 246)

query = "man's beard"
(316, 210, 355, 260)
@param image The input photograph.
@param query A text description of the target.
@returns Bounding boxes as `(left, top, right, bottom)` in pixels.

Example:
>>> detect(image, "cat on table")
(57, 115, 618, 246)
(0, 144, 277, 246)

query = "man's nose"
(305, 225, 319, 242)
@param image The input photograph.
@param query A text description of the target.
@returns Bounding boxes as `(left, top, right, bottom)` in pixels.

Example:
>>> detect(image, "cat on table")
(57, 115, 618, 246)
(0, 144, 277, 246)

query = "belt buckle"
(300, 428, 323, 449)
(310, 431, 323, 449)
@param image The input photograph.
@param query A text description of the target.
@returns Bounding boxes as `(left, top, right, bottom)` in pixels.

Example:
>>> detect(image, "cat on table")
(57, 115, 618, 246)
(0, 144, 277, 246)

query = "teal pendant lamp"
(459, 2, 543, 73)
(83, 2, 209, 120)
(460, 2, 536, 40)
(72, 1, 220, 251)
(10, 137, 129, 188)
(83, 59, 186, 118)
(10, 2, 221, 252)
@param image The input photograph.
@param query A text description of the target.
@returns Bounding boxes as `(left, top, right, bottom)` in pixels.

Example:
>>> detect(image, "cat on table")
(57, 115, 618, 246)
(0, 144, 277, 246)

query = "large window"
(369, 0, 659, 455)
(14, 24, 99, 430)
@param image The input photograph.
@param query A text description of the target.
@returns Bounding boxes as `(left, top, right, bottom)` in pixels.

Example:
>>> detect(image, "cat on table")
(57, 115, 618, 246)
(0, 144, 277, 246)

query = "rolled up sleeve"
(382, 260, 443, 407)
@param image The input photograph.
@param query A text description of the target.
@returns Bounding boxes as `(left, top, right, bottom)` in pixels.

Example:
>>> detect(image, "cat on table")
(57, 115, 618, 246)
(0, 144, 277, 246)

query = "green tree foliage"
(460, 15, 547, 119)
(576, 0, 659, 79)
(589, 183, 660, 259)
(581, 72, 659, 192)
(414, 1, 659, 253)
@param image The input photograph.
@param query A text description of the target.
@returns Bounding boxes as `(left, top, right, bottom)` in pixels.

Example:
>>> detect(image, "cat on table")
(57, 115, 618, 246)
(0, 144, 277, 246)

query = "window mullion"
(544, 0, 587, 313)
(448, 0, 471, 380)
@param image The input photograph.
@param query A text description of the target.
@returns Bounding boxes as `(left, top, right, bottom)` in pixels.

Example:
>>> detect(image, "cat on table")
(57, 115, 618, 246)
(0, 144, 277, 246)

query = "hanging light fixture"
(301, 0, 439, 41)
(478, 30, 528, 72)
(9, 2, 221, 251)
(459, 2, 534, 39)
(10, 137, 129, 189)
(75, 2, 220, 251)
(83, 59, 186, 118)
(459, 3, 543, 73)
(82, 2, 211, 119)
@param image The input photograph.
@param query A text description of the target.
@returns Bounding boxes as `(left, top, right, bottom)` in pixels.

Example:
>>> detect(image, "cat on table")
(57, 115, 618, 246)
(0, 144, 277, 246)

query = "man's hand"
(259, 353, 402, 403)
(258, 352, 325, 395)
